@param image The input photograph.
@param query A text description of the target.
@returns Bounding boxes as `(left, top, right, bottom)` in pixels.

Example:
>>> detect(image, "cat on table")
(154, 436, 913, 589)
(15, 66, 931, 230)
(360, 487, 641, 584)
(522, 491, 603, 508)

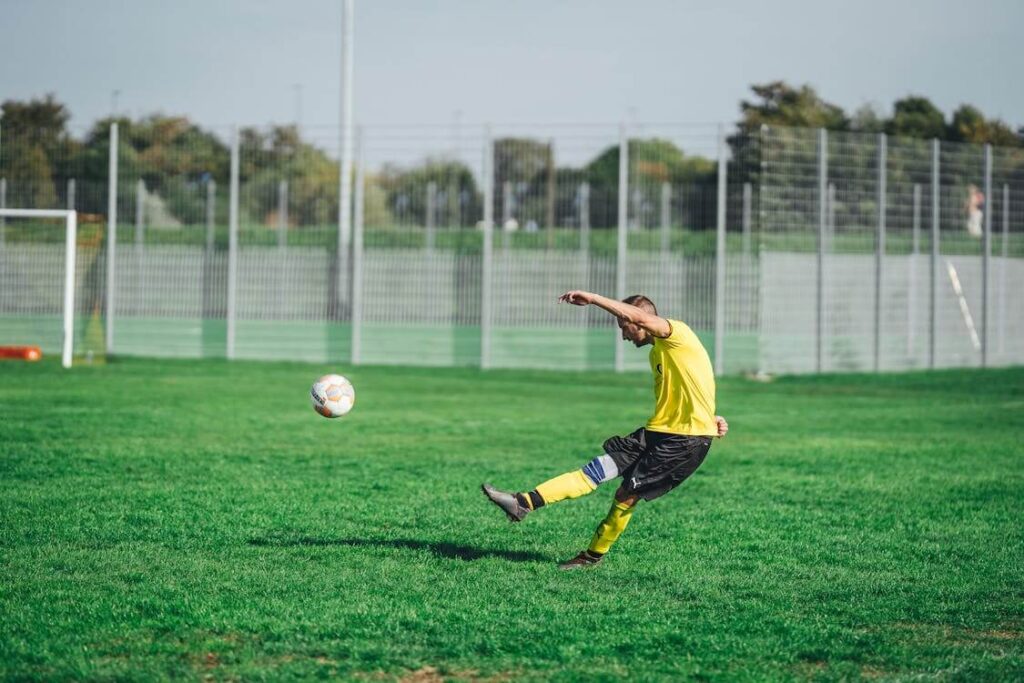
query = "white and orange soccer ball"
(310, 374, 355, 418)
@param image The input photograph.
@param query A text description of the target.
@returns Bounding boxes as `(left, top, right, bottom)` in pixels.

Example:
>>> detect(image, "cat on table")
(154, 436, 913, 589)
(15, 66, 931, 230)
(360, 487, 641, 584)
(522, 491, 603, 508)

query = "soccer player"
(482, 290, 728, 570)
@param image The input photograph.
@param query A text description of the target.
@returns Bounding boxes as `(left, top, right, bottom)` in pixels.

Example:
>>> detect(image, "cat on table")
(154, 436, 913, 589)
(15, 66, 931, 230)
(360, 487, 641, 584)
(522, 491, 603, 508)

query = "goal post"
(0, 208, 78, 368)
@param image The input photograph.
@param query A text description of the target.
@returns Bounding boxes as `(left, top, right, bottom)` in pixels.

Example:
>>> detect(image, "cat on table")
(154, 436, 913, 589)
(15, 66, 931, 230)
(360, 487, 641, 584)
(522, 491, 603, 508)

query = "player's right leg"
(559, 487, 638, 569)
(481, 453, 620, 522)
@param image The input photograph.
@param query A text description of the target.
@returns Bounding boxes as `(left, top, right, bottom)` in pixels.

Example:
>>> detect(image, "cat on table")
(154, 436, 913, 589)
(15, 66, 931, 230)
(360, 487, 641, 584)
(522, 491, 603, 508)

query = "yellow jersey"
(645, 319, 717, 436)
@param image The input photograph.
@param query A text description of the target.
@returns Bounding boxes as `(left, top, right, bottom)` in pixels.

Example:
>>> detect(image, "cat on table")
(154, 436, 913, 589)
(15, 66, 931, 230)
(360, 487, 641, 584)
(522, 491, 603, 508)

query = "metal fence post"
(816, 128, 827, 374)
(67, 178, 76, 211)
(277, 179, 288, 319)
(426, 181, 436, 252)
(579, 181, 590, 302)
(874, 133, 887, 372)
(62, 211, 77, 369)
(929, 139, 939, 369)
(660, 182, 671, 253)
(579, 182, 590, 253)
(135, 179, 145, 246)
(202, 177, 216, 348)
(135, 179, 145, 312)
(105, 122, 118, 353)
(0, 177, 6, 244)
(981, 144, 992, 367)
(481, 126, 494, 370)
(351, 127, 365, 365)
(205, 179, 216, 252)
(277, 180, 288, 248)
(545, 139, 556, 248)
(714, 125, 727, 376)
(1000, 185, 1009, 354)
(502, 181, 513, 226)
(447, 179, 459, 230)
(226, 126, 240, 360)
(742, 182, 752, 256)
(501, 180, 513, 251)
(908, 184, 921, 358)
(615, 123, 629, 372)
(827, 183, 836, 251)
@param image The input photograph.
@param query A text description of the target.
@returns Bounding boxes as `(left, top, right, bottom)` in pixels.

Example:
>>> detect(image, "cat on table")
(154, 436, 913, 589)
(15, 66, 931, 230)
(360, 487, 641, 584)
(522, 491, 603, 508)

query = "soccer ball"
(310, 374, 355, 418)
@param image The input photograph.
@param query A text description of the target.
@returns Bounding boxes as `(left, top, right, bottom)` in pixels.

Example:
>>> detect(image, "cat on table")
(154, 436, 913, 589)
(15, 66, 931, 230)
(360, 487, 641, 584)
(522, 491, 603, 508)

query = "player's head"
(619, 294, 657, 347)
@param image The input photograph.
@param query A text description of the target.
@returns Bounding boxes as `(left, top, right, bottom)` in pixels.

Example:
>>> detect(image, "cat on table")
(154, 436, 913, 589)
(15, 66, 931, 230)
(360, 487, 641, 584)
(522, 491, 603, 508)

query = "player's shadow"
(247, 536, 548, 563)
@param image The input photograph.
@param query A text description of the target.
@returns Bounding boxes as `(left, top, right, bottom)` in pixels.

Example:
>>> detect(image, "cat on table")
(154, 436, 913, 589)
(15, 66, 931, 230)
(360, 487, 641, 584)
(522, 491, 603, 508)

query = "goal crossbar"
(0, 209, 78, 368)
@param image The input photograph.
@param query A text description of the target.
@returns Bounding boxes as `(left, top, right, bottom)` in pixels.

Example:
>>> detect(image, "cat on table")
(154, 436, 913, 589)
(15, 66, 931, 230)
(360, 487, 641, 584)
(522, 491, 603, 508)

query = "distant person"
(966, 184, 984, 237)
(482, 291, 728, 569)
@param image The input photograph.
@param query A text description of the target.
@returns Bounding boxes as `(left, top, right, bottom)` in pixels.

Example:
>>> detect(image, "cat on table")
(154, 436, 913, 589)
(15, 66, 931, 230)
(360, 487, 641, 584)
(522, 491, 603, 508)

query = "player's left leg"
(529, 452, 621, 508)
(481, 454, 619, 522)
(482, 428, 645, 523)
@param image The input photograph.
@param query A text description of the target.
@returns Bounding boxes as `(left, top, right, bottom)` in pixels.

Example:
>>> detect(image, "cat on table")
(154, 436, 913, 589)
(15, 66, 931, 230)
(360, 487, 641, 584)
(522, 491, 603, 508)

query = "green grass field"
(1, 359, 1022, 681)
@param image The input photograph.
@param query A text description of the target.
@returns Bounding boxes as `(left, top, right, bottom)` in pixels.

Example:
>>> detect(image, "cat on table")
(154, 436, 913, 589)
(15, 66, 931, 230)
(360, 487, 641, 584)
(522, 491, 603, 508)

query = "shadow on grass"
(247, 536, 549, 563)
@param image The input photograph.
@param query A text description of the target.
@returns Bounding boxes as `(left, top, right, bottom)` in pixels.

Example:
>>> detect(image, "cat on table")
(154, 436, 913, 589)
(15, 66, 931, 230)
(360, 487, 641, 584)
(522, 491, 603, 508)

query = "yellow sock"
(588, 500, 635, 555)
(534, 469, 596, 505)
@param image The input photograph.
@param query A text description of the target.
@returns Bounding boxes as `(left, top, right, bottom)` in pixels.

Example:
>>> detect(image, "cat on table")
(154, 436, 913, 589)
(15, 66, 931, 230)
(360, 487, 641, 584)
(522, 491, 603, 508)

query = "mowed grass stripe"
(1, 359, 1022, 680)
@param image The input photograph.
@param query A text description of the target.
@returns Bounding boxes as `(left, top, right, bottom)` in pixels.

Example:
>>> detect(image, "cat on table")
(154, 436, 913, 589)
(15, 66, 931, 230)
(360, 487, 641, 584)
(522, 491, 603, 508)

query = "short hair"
(623, 294, 657, 315)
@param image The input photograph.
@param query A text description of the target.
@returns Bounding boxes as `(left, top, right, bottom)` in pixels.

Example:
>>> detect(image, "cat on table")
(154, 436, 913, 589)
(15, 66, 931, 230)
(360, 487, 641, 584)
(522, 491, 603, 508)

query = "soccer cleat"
(557, 551, 603, 570)
(481, 483, 531, 522)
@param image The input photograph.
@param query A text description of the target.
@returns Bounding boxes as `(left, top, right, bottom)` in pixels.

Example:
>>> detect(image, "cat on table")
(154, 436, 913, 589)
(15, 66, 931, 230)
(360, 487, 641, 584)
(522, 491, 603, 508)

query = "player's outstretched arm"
(558, 290, 672, 338)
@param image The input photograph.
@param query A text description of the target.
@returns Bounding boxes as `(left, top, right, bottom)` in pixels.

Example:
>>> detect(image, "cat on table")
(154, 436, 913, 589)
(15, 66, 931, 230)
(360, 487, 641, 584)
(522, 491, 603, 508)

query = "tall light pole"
(338, 0, 354, 249)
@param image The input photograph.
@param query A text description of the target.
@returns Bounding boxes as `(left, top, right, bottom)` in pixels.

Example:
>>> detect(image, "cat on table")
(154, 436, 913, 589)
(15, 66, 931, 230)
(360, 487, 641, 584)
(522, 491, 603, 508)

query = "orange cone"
(0, 346, 43, 361)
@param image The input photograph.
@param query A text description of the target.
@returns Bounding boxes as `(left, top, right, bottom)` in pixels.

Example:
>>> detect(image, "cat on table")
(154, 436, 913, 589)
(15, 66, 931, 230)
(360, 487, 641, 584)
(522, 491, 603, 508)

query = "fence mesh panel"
(2, 120, 1021, 373)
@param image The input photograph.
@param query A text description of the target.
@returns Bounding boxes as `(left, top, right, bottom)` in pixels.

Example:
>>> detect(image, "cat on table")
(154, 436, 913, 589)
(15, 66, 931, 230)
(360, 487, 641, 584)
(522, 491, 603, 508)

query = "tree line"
(1, 83, 1020, 231)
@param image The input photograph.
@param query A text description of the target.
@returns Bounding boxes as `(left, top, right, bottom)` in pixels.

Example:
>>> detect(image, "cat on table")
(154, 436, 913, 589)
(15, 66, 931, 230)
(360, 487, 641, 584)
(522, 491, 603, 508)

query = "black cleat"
(481, 483, 531, 522)
(558, 551, 603, 570)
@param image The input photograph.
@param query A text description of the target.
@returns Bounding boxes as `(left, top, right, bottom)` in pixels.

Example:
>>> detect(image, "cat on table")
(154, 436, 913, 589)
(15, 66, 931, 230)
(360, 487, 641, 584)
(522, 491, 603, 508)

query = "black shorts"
(603, 428, 713, 501)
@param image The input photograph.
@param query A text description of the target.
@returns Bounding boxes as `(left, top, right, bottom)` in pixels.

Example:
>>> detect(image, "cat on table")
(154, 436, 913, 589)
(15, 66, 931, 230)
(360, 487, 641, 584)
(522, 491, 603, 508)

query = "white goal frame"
(0, 209, 78, 368)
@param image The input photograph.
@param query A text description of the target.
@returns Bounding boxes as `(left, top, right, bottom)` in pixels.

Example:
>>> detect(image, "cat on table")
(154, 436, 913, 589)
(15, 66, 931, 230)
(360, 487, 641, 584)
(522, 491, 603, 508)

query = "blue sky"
(2, 0, 1021, 132)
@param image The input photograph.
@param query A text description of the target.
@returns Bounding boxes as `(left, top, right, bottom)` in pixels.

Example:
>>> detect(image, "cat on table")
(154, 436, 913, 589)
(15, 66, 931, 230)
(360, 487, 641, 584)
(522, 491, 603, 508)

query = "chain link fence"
(758, 126, 1024, 373)
(1, 120, 1021, 374)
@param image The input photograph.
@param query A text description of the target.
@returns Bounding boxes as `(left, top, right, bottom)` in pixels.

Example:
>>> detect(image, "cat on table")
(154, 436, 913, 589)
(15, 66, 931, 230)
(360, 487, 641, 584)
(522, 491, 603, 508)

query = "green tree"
(729, 82, 848, 213)
(737, 81, 849, 133)
(850, 104, 886, 133)
(65, 117, 138, 215)
(492, 138, 555, 229)
(240, 125, 344, 228)
(1, 95, 76, 207)
(2, 140, 58, 207)
(124, 115, 229, 224)
(494, 138, 551, 188)
(948, 105, 989, 143)
(1, 95, 73, 163)
(734, 83, 847, 240)
(378, 158, 478, 229)
(886, 97, 946, 139)
(947, 105, 1020, 148)
(585, 139, 712, 187)
(129, 116, 228, 181)
(584, 138, 716, 229)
